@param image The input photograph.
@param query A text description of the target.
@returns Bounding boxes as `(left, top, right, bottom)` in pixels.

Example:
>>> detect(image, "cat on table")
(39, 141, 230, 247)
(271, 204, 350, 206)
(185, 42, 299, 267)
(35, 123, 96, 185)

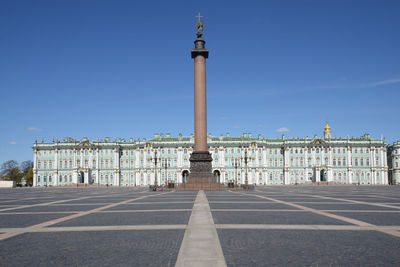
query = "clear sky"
(1, 0, 399, 164)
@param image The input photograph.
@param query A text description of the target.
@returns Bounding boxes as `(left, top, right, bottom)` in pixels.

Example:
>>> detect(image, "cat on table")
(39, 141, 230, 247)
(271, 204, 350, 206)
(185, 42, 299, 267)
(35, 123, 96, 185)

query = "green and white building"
(32, 122, 392, 187)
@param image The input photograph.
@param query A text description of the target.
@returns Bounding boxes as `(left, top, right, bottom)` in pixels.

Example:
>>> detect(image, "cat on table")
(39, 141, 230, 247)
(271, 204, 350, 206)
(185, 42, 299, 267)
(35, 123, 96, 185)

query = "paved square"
(0, 186, 399, 266)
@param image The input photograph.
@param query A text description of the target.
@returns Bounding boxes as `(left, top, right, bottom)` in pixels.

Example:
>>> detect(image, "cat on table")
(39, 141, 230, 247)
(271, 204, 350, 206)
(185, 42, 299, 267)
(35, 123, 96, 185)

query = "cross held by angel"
(196, 13, 204, 38)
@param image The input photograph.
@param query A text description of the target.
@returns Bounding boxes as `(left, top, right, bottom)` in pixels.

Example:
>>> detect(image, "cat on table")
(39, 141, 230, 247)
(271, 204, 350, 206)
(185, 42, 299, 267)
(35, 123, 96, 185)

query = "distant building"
(388, 141, 400, 185)
(32, 122, 390, 186)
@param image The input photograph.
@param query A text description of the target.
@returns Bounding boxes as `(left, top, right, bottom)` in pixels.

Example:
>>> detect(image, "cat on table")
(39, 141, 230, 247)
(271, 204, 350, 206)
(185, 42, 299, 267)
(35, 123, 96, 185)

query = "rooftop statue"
(196, 12, 204, 38)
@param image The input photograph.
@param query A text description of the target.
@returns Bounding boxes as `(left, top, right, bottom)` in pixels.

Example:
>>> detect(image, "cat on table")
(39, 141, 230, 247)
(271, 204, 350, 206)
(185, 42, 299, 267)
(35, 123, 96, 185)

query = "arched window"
(59, 175, 62, 182)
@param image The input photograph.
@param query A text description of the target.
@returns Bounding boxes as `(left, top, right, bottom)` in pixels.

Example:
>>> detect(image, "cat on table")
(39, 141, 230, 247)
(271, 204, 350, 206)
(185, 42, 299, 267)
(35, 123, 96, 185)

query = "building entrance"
(79, 171, 84, 183)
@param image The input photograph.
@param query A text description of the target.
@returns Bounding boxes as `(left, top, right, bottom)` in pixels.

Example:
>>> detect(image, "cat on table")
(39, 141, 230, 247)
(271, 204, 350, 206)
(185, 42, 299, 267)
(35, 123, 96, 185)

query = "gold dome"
(324, 121, 331, 132)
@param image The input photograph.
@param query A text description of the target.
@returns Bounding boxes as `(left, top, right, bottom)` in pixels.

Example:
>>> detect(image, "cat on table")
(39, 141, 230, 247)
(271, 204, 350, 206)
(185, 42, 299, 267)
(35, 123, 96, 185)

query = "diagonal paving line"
(0, 191, 170, 241)
(236, 191, 400, 238)
(0, 190, 148, 212)
(304, 194, 400, 210)
(215, 224, 400, 231)
(259, 190, 400, 210)
(175, 190, 227, 267)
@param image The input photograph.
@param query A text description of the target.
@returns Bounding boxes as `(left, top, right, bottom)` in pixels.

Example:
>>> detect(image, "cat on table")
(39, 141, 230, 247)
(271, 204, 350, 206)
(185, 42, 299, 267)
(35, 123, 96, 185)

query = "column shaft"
(194, 55, 207, 151)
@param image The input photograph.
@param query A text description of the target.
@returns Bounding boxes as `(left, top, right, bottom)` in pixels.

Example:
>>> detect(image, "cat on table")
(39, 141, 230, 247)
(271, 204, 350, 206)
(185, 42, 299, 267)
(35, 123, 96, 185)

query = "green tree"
(4, 168, 23, 184)
(25, 168, 33, 186)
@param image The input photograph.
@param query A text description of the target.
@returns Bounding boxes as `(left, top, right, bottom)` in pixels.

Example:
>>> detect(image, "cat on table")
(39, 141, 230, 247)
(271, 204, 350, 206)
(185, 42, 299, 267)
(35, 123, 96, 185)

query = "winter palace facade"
(32, 123, 399, 187)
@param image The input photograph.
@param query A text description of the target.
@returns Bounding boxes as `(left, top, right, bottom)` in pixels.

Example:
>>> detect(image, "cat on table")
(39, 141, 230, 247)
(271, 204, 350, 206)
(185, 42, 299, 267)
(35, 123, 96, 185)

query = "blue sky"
(1, 0, 399, 164)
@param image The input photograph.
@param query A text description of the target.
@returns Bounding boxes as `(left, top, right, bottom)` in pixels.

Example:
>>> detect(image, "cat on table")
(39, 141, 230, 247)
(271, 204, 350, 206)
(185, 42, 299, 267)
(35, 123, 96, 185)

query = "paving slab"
(49, 211, 192, 227)
(209, 202, 298, 210)
(217, 229, 400, 266)
(212, 211, 352, 225)
(105, 203, 194, 211)
(0, 213, 75, 228)
(6, 204, 106, 213)
(0, 230, 184, 267)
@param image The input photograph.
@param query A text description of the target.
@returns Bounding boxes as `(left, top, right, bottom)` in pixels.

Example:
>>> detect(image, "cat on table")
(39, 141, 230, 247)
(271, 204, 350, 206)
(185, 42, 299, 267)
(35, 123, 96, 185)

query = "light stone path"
(175, 190, 227, 267)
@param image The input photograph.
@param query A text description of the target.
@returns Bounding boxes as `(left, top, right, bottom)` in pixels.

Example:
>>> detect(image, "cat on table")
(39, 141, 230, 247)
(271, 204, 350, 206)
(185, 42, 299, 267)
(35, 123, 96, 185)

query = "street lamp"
(242, 149, 255, 189)
(148, 150, 160, 190)
(233, 157, 240, 187)
(162, 158, 169, 186)
(243, 149, 249, 189)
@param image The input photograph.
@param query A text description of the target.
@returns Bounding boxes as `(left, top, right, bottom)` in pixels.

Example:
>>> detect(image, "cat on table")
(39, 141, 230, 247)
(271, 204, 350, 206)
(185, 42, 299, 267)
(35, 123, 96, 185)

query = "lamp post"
(162, 158, 169, 186)
(244, 149, 249, 189)
(233, 158, 240, 187)
(148, 150, 160, 190)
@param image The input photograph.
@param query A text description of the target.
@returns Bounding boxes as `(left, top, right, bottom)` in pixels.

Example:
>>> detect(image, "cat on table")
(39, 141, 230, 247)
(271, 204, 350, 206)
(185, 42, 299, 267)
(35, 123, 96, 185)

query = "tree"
(1, 160, 19, 177)
(4, 168, 23, 184)
(20, 160, 33, 173)
(25, 168, 33, 186)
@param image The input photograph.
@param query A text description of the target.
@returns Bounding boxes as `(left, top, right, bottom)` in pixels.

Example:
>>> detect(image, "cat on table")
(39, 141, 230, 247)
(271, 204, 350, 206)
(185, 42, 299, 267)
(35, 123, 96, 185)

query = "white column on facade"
(221, 147, 225, 168)
(33, 150, 37, 186)
(347, 146, 353, 183)
(96, 148, 100, 184)
(80, 149, 83, 168)
(115, 148, 120, 186)
(53, 149, 58, 186)
(263, 147, 267, 168)
(54, 149, 58, 170)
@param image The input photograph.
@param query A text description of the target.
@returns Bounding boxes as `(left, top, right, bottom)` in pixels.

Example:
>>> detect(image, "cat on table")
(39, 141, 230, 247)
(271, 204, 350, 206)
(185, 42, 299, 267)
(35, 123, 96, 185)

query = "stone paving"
(0, 186, 399, 266)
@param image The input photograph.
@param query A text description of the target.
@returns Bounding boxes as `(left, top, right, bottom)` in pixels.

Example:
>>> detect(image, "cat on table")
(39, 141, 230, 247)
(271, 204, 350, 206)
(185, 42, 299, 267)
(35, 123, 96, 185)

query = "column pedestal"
(178, 151, 222, 190)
